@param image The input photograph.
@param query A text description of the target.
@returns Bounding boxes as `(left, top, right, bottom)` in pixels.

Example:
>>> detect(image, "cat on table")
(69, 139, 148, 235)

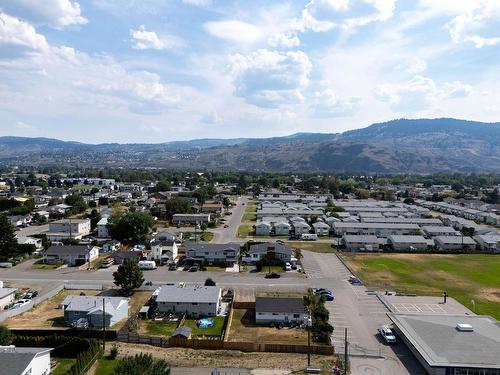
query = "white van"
(301, 233, 318, 241)
(138, 260, 157, 270)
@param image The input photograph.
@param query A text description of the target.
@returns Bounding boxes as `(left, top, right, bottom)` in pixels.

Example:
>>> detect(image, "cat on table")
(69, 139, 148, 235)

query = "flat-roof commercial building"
(388, 314, 500, 375)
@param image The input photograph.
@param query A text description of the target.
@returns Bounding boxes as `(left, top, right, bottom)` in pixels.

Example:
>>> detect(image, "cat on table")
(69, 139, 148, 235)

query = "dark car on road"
(265, 272, 281, 279)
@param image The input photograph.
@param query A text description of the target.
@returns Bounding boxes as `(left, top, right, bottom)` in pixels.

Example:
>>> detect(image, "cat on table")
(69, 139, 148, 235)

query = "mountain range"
(1, 118, 499, 173)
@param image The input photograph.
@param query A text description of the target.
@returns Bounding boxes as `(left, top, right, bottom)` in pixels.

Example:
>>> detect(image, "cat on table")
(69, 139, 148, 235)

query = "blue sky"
(0, 0, 499, 143)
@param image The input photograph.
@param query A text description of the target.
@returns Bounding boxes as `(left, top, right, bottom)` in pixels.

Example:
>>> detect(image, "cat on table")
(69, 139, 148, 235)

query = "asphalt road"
(15, 224, 49, 237)
(212, 196, 249, 243)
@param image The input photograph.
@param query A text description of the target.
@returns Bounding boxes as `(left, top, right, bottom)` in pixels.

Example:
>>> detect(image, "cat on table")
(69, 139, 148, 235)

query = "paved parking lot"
(381, 294, 474, 316)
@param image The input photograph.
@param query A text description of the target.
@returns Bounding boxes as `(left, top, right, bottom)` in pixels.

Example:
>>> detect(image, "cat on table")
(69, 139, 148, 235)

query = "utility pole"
(102, 298, 106, 353)
(307, 314, 312, 368)
(343, 328, 348, 375)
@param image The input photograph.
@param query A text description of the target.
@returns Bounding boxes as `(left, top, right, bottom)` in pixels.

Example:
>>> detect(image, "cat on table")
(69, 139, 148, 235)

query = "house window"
(192, 303, 198, 305)
(272, 313, 279, 315)
(293, 314, 300, 318)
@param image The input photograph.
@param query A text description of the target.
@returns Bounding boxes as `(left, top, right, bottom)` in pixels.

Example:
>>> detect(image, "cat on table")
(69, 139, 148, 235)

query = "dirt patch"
(5, 289, 100, 329)
(114, 342, 336, 370)
(478, 288, 500, 303)
(227, 309, 308, 345)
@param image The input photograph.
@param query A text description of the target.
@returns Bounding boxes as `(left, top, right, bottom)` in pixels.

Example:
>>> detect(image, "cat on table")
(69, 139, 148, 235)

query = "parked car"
(183, 264, 191, 271)
(0, 262, 13, 268)
(223, 224, 229, 228)
(24, 290, 38, 299)
(168, 263, 178, 271)
(315, 288, 333, 295)
(223, 289, 234, 302)
(322, 293, 334, 301)
(265, 272, 281, 279)
(12, 299, 32, 309)
(188, 265, 199, 272)
(378, 325, 396, 344)
(285, 262, 292, 271)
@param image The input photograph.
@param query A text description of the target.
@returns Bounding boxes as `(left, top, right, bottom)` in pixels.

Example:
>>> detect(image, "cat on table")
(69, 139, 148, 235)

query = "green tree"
(110, 212, 155, 243)
(65, 194, 87, 213)
(155, 179, 171, 192)
(0, 326, 11, 345)
(164, 196, 192, 221)
(0, 215, 18, 260)
(113, 260, 145, 296)
(222, 197, 231, 208)
(113, 353, 169, 375)
(87, 209, 102, 230)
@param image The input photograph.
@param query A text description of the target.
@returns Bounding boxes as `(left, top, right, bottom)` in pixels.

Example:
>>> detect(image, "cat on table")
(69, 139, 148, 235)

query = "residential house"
(149, 239, 178, 264)
(333, 222, 420, 237)
(46, 218, 91, 241)
(201, 202, 224, 216)
(291, 220, 311, 236)
(312, 221, 330, 236)
(422, 225, 460, 237)
(342, 235, 380, 252)
(434, 236, 477, 251)
(274, 221, 291, 236)
(0, 287, 16, 310)
(255, 296, 307, 324)
(16, 236, 43, 251)
(0, 346, 52, 375)
(61, 295, 129, 328)
(7, 214, 32, 227)
(473, 234, 500, 252)
(245, 242, 293, 264)
(45, 245, 99, 266)
(155, 284, 222, 318)
(97, 218, 110, 238)
(172, 214, 211, 225)
(185, 243, 240, 266)
(112, 251, 142, 265)
(388, 235, 434, 251)
(255, 221, 271, 236)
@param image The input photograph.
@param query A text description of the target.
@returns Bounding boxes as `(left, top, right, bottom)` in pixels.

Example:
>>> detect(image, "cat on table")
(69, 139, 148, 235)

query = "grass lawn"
(237, 225, 254, 238)
(244, 203, 257, 213)
(32, 262, 62, 270)
(286, 241, 335, 253)
(200, 231, 214, 242)
(227, 309, 308, 344)
(51, 358, 76, 375)
(259, 265, 284, 273)
(95, 358, 119, 375)
(242, 213, 257, 222)
(143, 320, 178, 336)
(343, 253, 500, 319)
(182, 316, 226, 337)
(204, 265, 227, 272)
(73, 184, 95, 191)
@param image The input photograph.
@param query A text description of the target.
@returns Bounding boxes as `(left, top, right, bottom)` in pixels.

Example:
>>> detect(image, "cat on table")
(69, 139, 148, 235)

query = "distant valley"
(1, 118, 499, 173)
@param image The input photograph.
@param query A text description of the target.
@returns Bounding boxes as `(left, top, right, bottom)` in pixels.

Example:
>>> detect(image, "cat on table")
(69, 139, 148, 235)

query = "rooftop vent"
(456, 323, 474, 332)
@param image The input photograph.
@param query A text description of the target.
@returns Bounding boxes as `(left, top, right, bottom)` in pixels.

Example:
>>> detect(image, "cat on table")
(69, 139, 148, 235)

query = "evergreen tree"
(113, 260, 145, 296)
(0, 215, 18, 260)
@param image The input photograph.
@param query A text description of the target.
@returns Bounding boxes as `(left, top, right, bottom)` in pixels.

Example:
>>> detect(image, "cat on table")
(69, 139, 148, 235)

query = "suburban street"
(212, 195, 249, 243)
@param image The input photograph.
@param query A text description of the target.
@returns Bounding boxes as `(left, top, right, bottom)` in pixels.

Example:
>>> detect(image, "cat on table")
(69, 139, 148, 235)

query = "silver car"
(378, 325, 396, 343)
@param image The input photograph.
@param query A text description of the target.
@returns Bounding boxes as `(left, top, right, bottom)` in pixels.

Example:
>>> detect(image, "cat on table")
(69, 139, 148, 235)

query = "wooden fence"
(117, 335, 334, 355)
(232, 301, 255, 309)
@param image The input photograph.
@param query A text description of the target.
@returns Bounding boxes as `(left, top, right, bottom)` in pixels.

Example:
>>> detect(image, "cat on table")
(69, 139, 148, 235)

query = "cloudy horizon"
(0, 0, 499, 143)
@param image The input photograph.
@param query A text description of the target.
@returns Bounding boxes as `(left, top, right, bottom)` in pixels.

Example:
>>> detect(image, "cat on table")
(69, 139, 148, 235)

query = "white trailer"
(138, 260, 157, 270)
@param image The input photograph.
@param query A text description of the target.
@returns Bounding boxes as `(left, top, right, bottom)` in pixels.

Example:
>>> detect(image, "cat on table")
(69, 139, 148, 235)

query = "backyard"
(183, 316, 226, 337)
(227, 309, 308, 344)
(343, 253, 500, 319)
(286, 241, 335, 253)
(140, 320, 178, 336)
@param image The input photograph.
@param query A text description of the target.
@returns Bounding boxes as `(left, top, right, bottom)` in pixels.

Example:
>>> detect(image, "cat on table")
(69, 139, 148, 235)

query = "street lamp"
(307, 315, 313, 367)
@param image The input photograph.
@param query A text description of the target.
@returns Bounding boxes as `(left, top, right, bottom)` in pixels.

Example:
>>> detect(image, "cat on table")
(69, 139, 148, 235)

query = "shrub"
(0, 326, 11, 345)
(109, 343, 118, 359)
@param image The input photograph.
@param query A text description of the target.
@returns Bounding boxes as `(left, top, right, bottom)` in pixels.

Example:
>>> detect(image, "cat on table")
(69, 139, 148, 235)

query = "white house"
(388, 235, 434, 251)
(342, 235, 380, 252)
(434, 236, 476, 251)
(0, 346, 52, 375)
(156, 284, 221, 318)
(255, 221, 271, 236)
(0, 287, 16, 310)
(46, 218, 91, 241)
(255, 296, 306, 324)
(422, 226, 460, 237)
(274, 221, 291, 236)
(97, 217, 110, 238)
(473, 234, 500, 252)
(45, 245, 99, 266)
(149, 239, 178, 264)
(312, 221, 330, 236)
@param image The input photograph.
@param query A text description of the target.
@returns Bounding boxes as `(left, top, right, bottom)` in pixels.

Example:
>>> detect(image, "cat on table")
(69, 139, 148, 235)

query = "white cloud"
(0, 12, 49, 56)
(298, 0, 396, 32)
(15, 121, 33, 129)
(405, 57, 427, 74)
(267, 32, 300, 48)
(182, 0, 211, 6)
(130, 26, 184, 50)
(443, 81, 473, 98)
(204, 20, 264, 44)
(311, 89, 361, 117)
(0, 0, 87, 29)
(229, 49, 312, 108)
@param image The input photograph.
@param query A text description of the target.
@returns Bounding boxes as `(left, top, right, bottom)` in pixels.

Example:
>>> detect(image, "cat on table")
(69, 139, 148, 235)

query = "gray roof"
(0, 347, 52, 375)
(0, 287, 16, 299)
(62, 295, 128, 315)
(388, 235, 434, 244)
(46, 245, 95, 256)
(342, 235, 379, 243)
(248, 242, 293, 256)
(334, 222, 420, 229)
(389, 314, 500, 369)
(186, 242, 240, 254)
(256, 297, 305, 314)
(156, 285, 221, 304)
(434, 236, 476, 245)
